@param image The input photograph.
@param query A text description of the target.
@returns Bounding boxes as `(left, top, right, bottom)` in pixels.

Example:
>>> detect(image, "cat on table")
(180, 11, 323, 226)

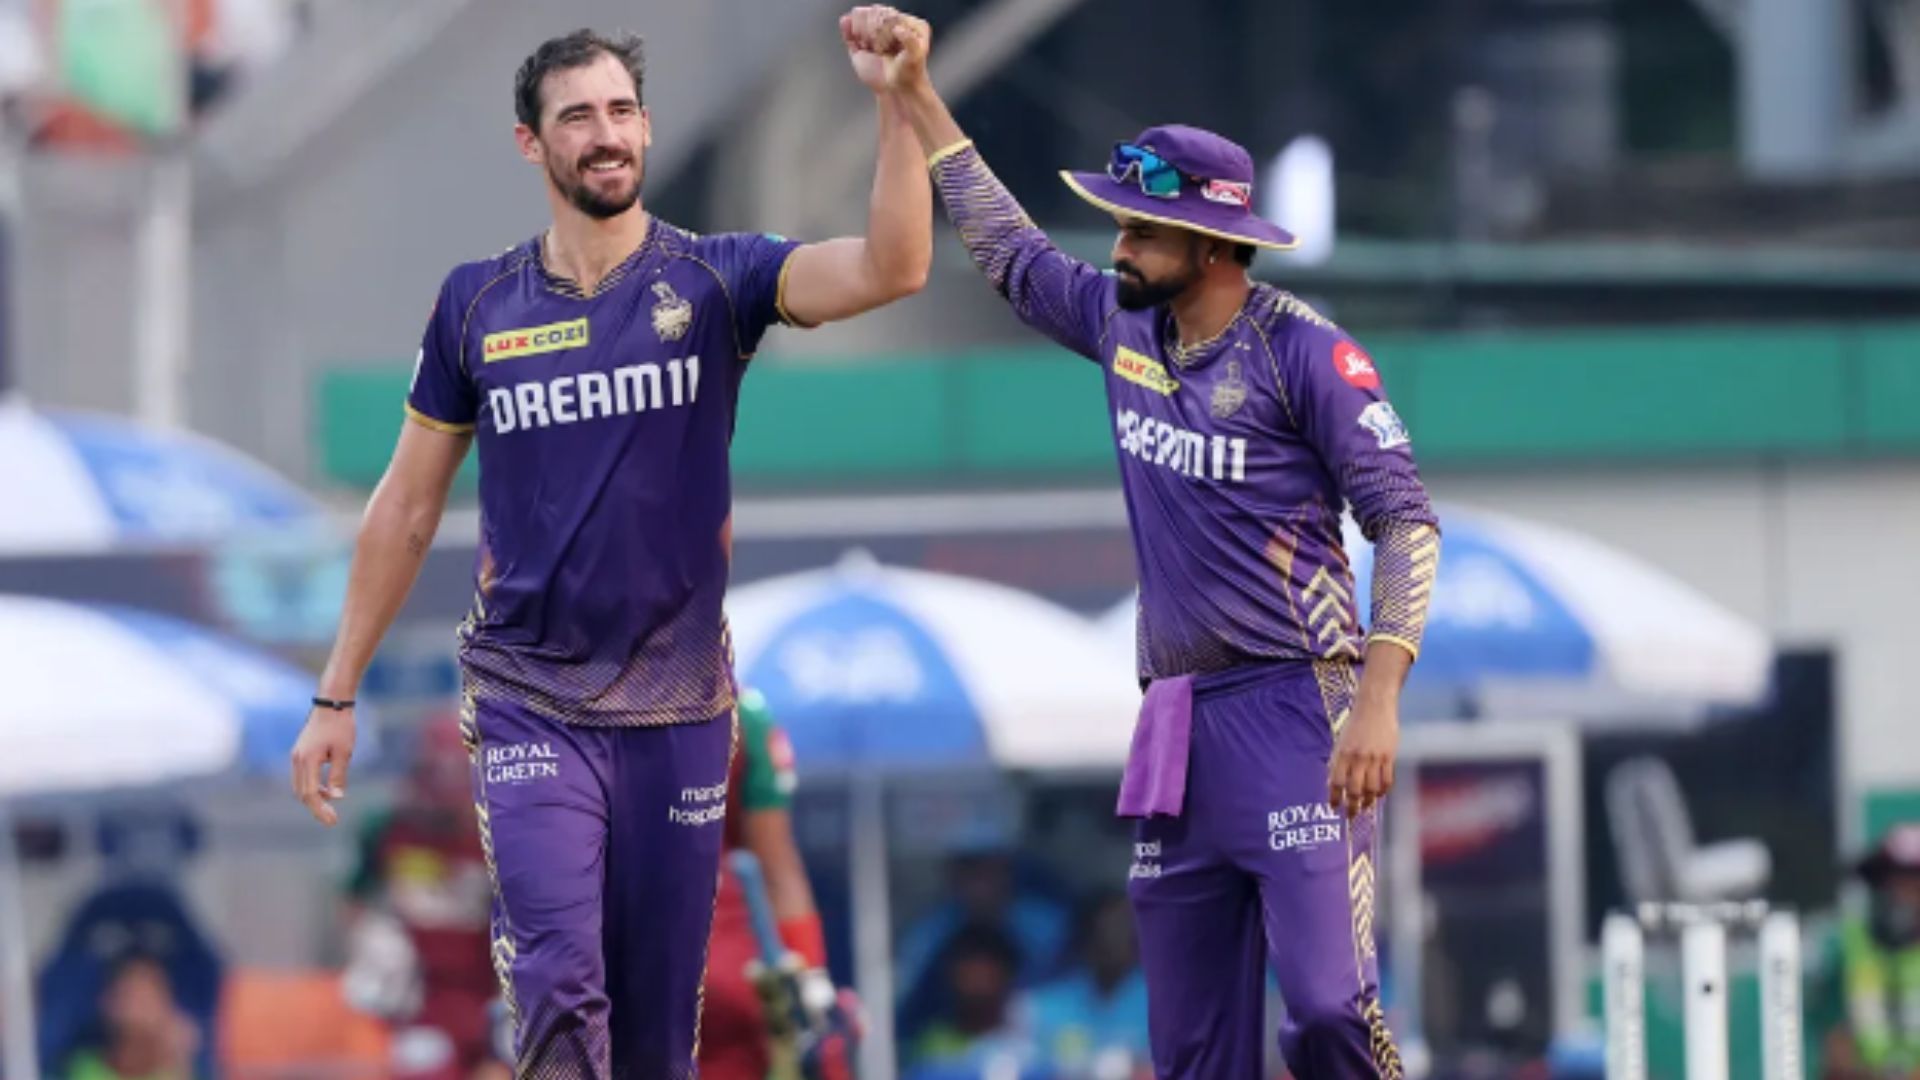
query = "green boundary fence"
(316, 321, 1920, 491)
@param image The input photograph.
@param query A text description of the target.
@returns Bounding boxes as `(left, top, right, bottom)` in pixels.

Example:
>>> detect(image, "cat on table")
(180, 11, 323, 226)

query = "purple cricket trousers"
(1124, 661, 1403, 1079)
(462, 688, 734, 1079)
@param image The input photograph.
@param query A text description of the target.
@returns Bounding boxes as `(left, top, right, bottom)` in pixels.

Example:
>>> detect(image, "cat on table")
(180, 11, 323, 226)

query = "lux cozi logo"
(483, 318, 589, 363)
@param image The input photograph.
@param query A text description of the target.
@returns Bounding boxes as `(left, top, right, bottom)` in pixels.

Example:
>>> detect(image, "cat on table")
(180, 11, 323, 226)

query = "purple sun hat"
(1060, 124, 1298, 251)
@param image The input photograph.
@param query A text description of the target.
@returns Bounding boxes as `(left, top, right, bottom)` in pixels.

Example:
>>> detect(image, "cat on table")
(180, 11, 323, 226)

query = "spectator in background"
(1819, 823, 1920, 1080)
(895, 835, 1071, 1027)
(907, 923, 1032, 1077)
(59, 953, 198, 1080)
(341, 713, 495, 1080)
(35, 877, 222, 1080)
(1025, 892, 1150, 1079)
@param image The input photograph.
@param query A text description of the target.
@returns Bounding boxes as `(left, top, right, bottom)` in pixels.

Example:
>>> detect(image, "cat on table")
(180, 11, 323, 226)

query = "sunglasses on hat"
(1107, 143, 1256, 211)
(1107, 143, 1192, 198)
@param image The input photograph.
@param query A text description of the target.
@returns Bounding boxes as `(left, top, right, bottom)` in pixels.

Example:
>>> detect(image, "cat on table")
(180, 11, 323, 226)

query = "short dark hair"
(514, 29, 646, 132)
(1233, 243, 1256, 267)
(942, 921, 1021, 975)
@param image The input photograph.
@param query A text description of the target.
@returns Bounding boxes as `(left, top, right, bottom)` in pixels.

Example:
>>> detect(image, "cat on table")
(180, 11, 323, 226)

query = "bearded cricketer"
(290, 8, 934, 1076)
(894, 70, 1441, 1080)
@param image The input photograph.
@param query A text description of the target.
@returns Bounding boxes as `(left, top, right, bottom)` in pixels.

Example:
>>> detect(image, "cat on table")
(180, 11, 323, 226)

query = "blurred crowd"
(0, 0, 309, 153)
(891, 852, 1148, 1080)
(6, 700, 1160, 1080)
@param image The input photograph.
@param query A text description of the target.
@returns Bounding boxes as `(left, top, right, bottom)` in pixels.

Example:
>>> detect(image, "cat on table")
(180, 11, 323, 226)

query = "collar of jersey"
(535, 218, 663, 300)
(1162, 288, 1256, 370)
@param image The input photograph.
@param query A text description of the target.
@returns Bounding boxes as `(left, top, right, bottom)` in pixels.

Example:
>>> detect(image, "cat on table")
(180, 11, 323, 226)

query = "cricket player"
(289, 8, 934, 1076)
(700, 687, 849, 1080)
(893, 76, 1440, 1078)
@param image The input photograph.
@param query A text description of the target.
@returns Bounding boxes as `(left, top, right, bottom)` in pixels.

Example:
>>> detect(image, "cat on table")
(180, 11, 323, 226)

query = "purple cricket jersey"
(933, 144, 1439, 682)
(406, 220, 803, 726)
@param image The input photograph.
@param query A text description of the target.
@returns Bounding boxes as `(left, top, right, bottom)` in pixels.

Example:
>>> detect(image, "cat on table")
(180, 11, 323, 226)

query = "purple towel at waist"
(1115, 674, 1194, 819)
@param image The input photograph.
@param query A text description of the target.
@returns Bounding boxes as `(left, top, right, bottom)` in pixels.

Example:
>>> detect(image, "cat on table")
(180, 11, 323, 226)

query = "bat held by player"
(729, 850, 863, 1080)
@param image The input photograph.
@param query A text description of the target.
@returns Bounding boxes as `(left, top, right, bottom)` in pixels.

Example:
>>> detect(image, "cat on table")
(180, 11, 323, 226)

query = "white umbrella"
(1095, 504, 1773, 723)
(0, 596, 324, 1080)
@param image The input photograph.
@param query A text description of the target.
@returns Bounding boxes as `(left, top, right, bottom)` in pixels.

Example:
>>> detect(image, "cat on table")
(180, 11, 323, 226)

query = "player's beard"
(1114, 255, 1202, 311)
(550, 146, 644, 221)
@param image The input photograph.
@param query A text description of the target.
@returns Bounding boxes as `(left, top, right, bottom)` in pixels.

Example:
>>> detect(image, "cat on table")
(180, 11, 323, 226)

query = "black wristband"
(312, 696, 356, 711)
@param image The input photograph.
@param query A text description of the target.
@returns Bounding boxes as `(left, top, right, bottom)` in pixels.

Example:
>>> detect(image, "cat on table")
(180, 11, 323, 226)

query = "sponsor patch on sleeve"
(1333, 340, 1380, 390)
(1358, 401, 1410, 450)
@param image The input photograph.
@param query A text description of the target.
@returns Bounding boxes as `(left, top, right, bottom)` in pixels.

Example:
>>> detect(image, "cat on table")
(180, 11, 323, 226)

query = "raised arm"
(776, 7, 934, 327)
(894, 61, 1117, 360)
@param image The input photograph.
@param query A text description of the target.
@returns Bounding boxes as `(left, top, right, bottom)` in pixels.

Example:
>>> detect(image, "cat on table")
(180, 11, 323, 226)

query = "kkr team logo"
(1210, 357, 1248, 419)
(651, 281, 693, 342)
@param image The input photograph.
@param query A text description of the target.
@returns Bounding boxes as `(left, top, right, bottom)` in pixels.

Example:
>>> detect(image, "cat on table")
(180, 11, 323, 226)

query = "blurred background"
(0, 0, 1914, 1077)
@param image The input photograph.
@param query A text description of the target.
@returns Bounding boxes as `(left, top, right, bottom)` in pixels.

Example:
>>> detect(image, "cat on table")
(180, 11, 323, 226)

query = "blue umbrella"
(0, 397, 325, 555)
(737, 589, 988, 769)
(727, 556, 1137, 773)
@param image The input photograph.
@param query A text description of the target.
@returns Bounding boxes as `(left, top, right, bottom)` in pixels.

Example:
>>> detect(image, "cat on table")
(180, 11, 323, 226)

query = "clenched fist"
(840, 5, 931, 93)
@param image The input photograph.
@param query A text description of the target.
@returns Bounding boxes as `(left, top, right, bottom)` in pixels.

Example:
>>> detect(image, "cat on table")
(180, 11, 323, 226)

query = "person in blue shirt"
(895, 837, 1072, 1035)
(906, 923, 1035, 1077)
(1025, 893, 1151, 1078)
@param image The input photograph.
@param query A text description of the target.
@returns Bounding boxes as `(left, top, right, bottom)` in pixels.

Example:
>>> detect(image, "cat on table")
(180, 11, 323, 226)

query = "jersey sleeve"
(1287, 325, 1441, 658)
(930, 141, 1117, 361)
(737, 689, 797, 812)
(404, 273, 480, 433)
(709, 231, 808, 358)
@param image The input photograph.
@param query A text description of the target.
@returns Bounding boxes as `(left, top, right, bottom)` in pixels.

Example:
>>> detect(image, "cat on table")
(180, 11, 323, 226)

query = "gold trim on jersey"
(773, 246, 817, 330)
(456, 255, 534, 376)
(675, 252, 752, 360)
(1345, 822, 1405, 1078)
(1243, 310, 1299, 431)
(1365, 633, 1421, 661)
(403, 403, 475, 435)
(928, 138, 975, 167)
(1312, 657, 1356, 737)
(462, 685, 523, 1051)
